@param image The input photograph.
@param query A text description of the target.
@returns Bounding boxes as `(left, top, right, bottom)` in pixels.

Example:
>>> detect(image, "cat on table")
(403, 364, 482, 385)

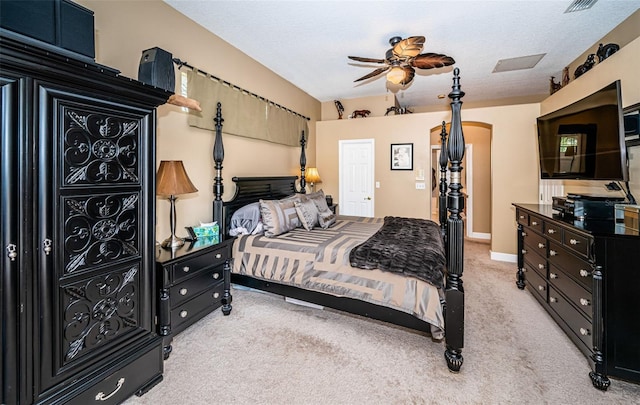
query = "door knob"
(364, 196, 371, 200)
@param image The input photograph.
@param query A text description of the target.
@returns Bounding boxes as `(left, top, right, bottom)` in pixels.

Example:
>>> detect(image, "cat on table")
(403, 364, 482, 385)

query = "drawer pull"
(95, 377, 125, 401)
(579, 328, 590, 336)
(180, 288, 188, 296)
(521, 249, 527, 254)
(519, 215, 525, 219)
(549, 250, 557, 256)
(550, 297, 557, 303)
(569, 238, 579, 245)
(550, 272, 557, 279)
(180, 310, 188, 318)
(213, 273, 220, 279)
(6, 243, 17, 261)
(538, 243, 545, 249)
(521, 231, 527, 237)
(538, 263, 545, 270)
(531, 221, 538, 226)
(580, 298, 591, 306)
(579, 269, 590, 277)
(547, 228, 556, 234)
(213, 292, 220, 299)
(215, 253, 222, 259)
(182, 266, 190, 273)
(538, 285, 545, 291)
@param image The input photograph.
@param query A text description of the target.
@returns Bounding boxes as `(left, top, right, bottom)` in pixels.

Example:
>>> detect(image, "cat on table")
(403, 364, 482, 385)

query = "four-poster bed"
(211, 68, 466, 372)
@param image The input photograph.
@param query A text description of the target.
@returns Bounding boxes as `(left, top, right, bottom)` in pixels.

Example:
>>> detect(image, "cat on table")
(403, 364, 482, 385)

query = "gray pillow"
(306, 189, 330, 213)
(229, 202, 261, 235)
(260, 198, 301, 237)
(318, 211, 336, 229)
(294, 199, 319, 231)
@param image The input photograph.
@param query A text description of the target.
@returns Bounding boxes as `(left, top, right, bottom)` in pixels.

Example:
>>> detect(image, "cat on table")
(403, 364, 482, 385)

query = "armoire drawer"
(549, 264, 592, 320)
(549, 286, 593, 353)
(67, 342, 163, 405)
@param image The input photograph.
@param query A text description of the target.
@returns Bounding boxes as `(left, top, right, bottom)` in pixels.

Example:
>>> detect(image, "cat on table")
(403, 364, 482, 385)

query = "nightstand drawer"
(67, 343, 162, 405)
(171, 283, 225, 331)
(171, 265, 224, 306)
(171, 243, 231, 283)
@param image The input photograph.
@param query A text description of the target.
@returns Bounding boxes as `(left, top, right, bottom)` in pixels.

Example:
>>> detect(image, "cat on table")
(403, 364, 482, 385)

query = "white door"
(339, 139, 374, 217)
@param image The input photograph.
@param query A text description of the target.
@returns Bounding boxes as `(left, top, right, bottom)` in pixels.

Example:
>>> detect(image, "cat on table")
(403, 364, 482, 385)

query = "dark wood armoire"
(1, 33, 170, 404)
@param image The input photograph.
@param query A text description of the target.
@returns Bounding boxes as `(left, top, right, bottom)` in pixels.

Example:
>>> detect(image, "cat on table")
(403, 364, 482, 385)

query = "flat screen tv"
(537, 80, 628, 181)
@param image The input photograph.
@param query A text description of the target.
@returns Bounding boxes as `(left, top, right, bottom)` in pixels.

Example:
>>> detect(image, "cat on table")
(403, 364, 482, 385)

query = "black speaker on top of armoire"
(138, 47, 175, 92)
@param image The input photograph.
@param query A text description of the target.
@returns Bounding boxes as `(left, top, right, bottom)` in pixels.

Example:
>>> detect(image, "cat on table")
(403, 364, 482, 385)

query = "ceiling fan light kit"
(349, 35, 455, 87)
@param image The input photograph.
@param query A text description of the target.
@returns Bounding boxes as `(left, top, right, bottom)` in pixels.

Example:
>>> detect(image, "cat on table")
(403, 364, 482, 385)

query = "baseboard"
(490, 251, 517, 263)
(469, 232, 491, 240)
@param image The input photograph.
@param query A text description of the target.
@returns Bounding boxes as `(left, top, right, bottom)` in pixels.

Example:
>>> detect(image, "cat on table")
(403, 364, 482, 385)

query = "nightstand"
(155, 237, 234, 359)
(329, 204, 338, 214)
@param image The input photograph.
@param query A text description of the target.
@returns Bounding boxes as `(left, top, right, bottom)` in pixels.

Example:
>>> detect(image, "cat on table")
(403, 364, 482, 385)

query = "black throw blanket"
(349, 216, 446, 289)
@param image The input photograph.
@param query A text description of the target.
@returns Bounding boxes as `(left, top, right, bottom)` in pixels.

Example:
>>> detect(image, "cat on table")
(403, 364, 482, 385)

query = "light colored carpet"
(125, 241, 640, 404)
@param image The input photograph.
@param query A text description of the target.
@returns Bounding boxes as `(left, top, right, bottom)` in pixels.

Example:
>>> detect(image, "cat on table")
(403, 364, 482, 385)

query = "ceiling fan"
(348, 36, 455, 86)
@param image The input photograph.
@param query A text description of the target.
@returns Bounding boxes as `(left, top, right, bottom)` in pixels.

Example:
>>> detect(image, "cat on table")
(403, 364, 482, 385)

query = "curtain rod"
(173, 58, 311, 121)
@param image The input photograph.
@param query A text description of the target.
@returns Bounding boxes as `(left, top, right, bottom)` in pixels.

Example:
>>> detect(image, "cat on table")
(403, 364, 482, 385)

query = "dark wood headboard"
(219, 176, 297, 236)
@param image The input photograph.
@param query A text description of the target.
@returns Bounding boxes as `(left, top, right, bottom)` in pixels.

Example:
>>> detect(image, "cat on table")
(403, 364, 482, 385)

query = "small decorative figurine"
(351, 109, 371, 118)
(596, 43, 620, 62)
(549, 76, 562, 95)
(574, 54, 595, 79)
(384, 106, 414, 116)
(562, 67, 570, 87)
(334, 100, 344, 119)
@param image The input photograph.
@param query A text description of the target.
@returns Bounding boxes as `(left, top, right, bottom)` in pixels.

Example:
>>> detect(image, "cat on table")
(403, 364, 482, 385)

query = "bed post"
(438, 121, 449, 243)
(299, 130, 307, 193)
(213, 102, 225, 232)
(444, 67, 465, 372)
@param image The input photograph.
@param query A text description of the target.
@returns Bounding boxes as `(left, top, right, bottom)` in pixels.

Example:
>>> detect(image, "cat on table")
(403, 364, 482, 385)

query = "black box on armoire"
(0, 0, 95, 61)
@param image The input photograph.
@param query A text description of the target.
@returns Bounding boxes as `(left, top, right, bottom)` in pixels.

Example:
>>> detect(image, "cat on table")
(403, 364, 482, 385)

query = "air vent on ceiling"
(565, 0, 598, 13)
(492, 54, 546, 73)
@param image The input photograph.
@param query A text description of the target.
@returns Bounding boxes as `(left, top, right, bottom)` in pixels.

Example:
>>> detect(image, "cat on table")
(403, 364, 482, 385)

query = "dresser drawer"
(549, 286, 593, 353)
(563, 229, 589, 258)
(523, 229, 547, 255)
(525, 262, 547, 302)
(543, 221, 562, 243)
(516, 209, 529, 225)
(549, 264, 592, 320)
(528, 214, 544, 234)
(67, 343, 163, 405)
(171, 265, 224, 306)
(548, 242, 592, 291)
(171, 243, 231, 283)
(172, 283, 225, 331)
(523, 248, 546, 277)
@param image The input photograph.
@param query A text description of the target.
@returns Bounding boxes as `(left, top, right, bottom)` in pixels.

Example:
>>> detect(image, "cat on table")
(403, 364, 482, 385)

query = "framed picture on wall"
(390, 143, 413, 170)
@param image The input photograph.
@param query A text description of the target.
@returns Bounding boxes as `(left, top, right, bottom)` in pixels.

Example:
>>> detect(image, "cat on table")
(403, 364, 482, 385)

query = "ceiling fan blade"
(393, 36, 425, 58)
(411, 53, 456, 69)
(354, 66, 390, 82)
(400, 66, 415, 85)
(348, 56, 386, 64)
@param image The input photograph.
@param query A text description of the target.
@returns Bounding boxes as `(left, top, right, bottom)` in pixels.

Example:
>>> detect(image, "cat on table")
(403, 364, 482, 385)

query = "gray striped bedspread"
(232, 216, 445, 338)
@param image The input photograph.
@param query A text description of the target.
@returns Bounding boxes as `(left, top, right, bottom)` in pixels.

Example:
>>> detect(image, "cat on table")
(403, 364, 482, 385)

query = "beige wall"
(79, 0, 321, 240)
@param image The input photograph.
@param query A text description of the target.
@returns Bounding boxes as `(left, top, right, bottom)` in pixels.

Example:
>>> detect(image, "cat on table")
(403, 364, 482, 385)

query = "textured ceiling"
(164, 0, 639, 109)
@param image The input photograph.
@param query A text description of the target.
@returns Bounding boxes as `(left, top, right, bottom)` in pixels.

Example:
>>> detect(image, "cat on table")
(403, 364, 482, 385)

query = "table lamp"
(305, 167, 322, 191)
(157, 160, 198, 248)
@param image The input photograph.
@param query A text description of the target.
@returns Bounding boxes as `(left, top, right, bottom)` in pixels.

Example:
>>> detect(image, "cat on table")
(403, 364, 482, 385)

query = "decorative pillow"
(318, 211, 336, 229)
(259, 198, 301, 237)
(306, 189, 331, 213)
(294, 199, 319, 231)
(229, 202, 262, 236)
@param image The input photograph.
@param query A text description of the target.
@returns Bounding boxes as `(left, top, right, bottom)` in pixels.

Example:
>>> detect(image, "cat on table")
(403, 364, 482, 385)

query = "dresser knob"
(213, 273, 220, 279)
(550, 272, 557, 279)
(6, 244, 17, 261)
(550, 297, 557, 303)
(531, 221, 538, 226)
(182, 266, 190, 273)
(180, 310, 188, 318)
(538, 263, 545, 269)
(519, 215, 525, 219)
(215, 253, 222, 259)
(538, 243, 545, 249)
(521, 231, 527, 237)
(547, 228, 556, 234)
(213, 292, 220, 299)
(549, 250, 557, 256)
(580, 298, 590, 306)
(522, 249, 528, 254)
(180, 288, 188, 296)
(538, 285, 545, 291)
(579, 269, 590, 277)
(579, 328, 590, 336)
(569, 239, 579, 245)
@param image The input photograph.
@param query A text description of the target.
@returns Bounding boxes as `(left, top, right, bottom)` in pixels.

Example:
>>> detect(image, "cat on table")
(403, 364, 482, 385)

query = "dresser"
(155, 237, 234, 358)
(513, 204, 640, 390)
(1, 33, 170, 403)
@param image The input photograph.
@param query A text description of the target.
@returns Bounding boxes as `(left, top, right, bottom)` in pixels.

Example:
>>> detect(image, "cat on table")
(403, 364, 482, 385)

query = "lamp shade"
(156, 160, 198, 196)
(386, 66, 406, 85)
(305, 167, 322, 184)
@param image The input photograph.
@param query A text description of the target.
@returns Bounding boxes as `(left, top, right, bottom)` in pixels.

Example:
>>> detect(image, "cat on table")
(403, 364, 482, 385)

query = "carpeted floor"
(124, 241, 640, 404)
